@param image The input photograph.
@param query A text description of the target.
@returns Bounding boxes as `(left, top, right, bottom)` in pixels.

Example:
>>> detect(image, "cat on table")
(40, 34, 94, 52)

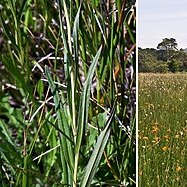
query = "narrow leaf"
(80, 101, 116, 186)
(76, 46, 102, 154)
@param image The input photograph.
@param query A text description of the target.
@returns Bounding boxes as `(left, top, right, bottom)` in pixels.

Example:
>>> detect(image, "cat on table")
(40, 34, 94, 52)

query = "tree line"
(139, 38, 187, 73)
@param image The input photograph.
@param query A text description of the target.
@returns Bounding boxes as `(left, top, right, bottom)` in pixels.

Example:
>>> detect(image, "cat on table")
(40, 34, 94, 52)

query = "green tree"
(157, 38, 178, 62)
(168, 59, 183, 73)
(157, 38, 178, 51)
(138, 38, 187, 73)
(155, 62, 168, 73)
(138, 48, 158, 72)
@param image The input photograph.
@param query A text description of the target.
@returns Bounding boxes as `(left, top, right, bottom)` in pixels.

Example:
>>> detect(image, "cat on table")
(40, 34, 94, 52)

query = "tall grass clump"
(0, 0, 136, 186)
(139, 73, 187, 187)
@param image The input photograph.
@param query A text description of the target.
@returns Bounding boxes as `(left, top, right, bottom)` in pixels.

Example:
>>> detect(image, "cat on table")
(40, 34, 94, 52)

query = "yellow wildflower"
(142, 137, 149, 141)
(163, 135, 169, 141)
(152, 136, 160, 143)
(152, 126, 159, 133)
(176, 166, 182, 172)
(161, 146, 168, 151)
(175, 134, 180, 139)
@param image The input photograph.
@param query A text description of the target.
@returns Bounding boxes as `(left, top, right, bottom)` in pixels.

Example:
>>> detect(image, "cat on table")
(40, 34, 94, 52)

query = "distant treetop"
(157, 38, 178, 51)
(138, 38, 187, 73)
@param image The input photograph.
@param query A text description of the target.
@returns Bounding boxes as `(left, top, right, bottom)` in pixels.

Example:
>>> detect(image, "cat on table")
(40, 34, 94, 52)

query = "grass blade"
(80, 101, 116, 186)
(74, 46, 102, 185)
(45, 66, 74, 184)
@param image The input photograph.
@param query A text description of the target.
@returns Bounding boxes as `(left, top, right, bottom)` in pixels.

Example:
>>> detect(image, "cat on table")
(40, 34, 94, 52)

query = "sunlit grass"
(139, 73, 187, 187)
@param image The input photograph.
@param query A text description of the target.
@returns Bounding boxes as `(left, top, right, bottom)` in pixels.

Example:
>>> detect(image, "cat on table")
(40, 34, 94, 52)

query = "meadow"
(0, 1, 136, 186)
(138, 73, 187, 187)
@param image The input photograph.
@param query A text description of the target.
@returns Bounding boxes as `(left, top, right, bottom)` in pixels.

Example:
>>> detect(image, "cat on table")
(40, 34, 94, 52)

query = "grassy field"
(138, 73, 187, 187)
(0, 1, 136, 186)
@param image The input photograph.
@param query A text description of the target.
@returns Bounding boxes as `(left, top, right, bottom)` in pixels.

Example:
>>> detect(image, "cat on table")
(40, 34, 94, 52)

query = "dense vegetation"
(139, 73, 187, 187)
(139, 38, 187, 73)
(0, 0, 136, 186)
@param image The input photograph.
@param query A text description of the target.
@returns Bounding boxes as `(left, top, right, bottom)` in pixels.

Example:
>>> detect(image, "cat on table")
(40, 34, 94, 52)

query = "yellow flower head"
(176, 166, 182, 172)
(161, 146, 168, 151)
(152, 125, 159, 133)
(142, 136, 149, 141)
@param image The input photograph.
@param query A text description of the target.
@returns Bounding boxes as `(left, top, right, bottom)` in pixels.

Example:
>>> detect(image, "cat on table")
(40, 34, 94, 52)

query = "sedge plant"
(0, 0, 136, 186)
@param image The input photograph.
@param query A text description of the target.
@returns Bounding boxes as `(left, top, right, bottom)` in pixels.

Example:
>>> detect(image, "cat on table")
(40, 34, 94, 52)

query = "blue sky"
(138, 0, 187, 49)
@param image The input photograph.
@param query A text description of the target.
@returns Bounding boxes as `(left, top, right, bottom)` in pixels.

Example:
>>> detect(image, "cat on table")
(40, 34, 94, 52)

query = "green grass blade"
(73, 5, 81, 61)
(75, 46, 102, 153)
(45, 66, 74, 184)
(22, 155, 30, 187)
(73, 46, 102, 185)
(62, 0, 72, 51)
(80, 101, 116, 187)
